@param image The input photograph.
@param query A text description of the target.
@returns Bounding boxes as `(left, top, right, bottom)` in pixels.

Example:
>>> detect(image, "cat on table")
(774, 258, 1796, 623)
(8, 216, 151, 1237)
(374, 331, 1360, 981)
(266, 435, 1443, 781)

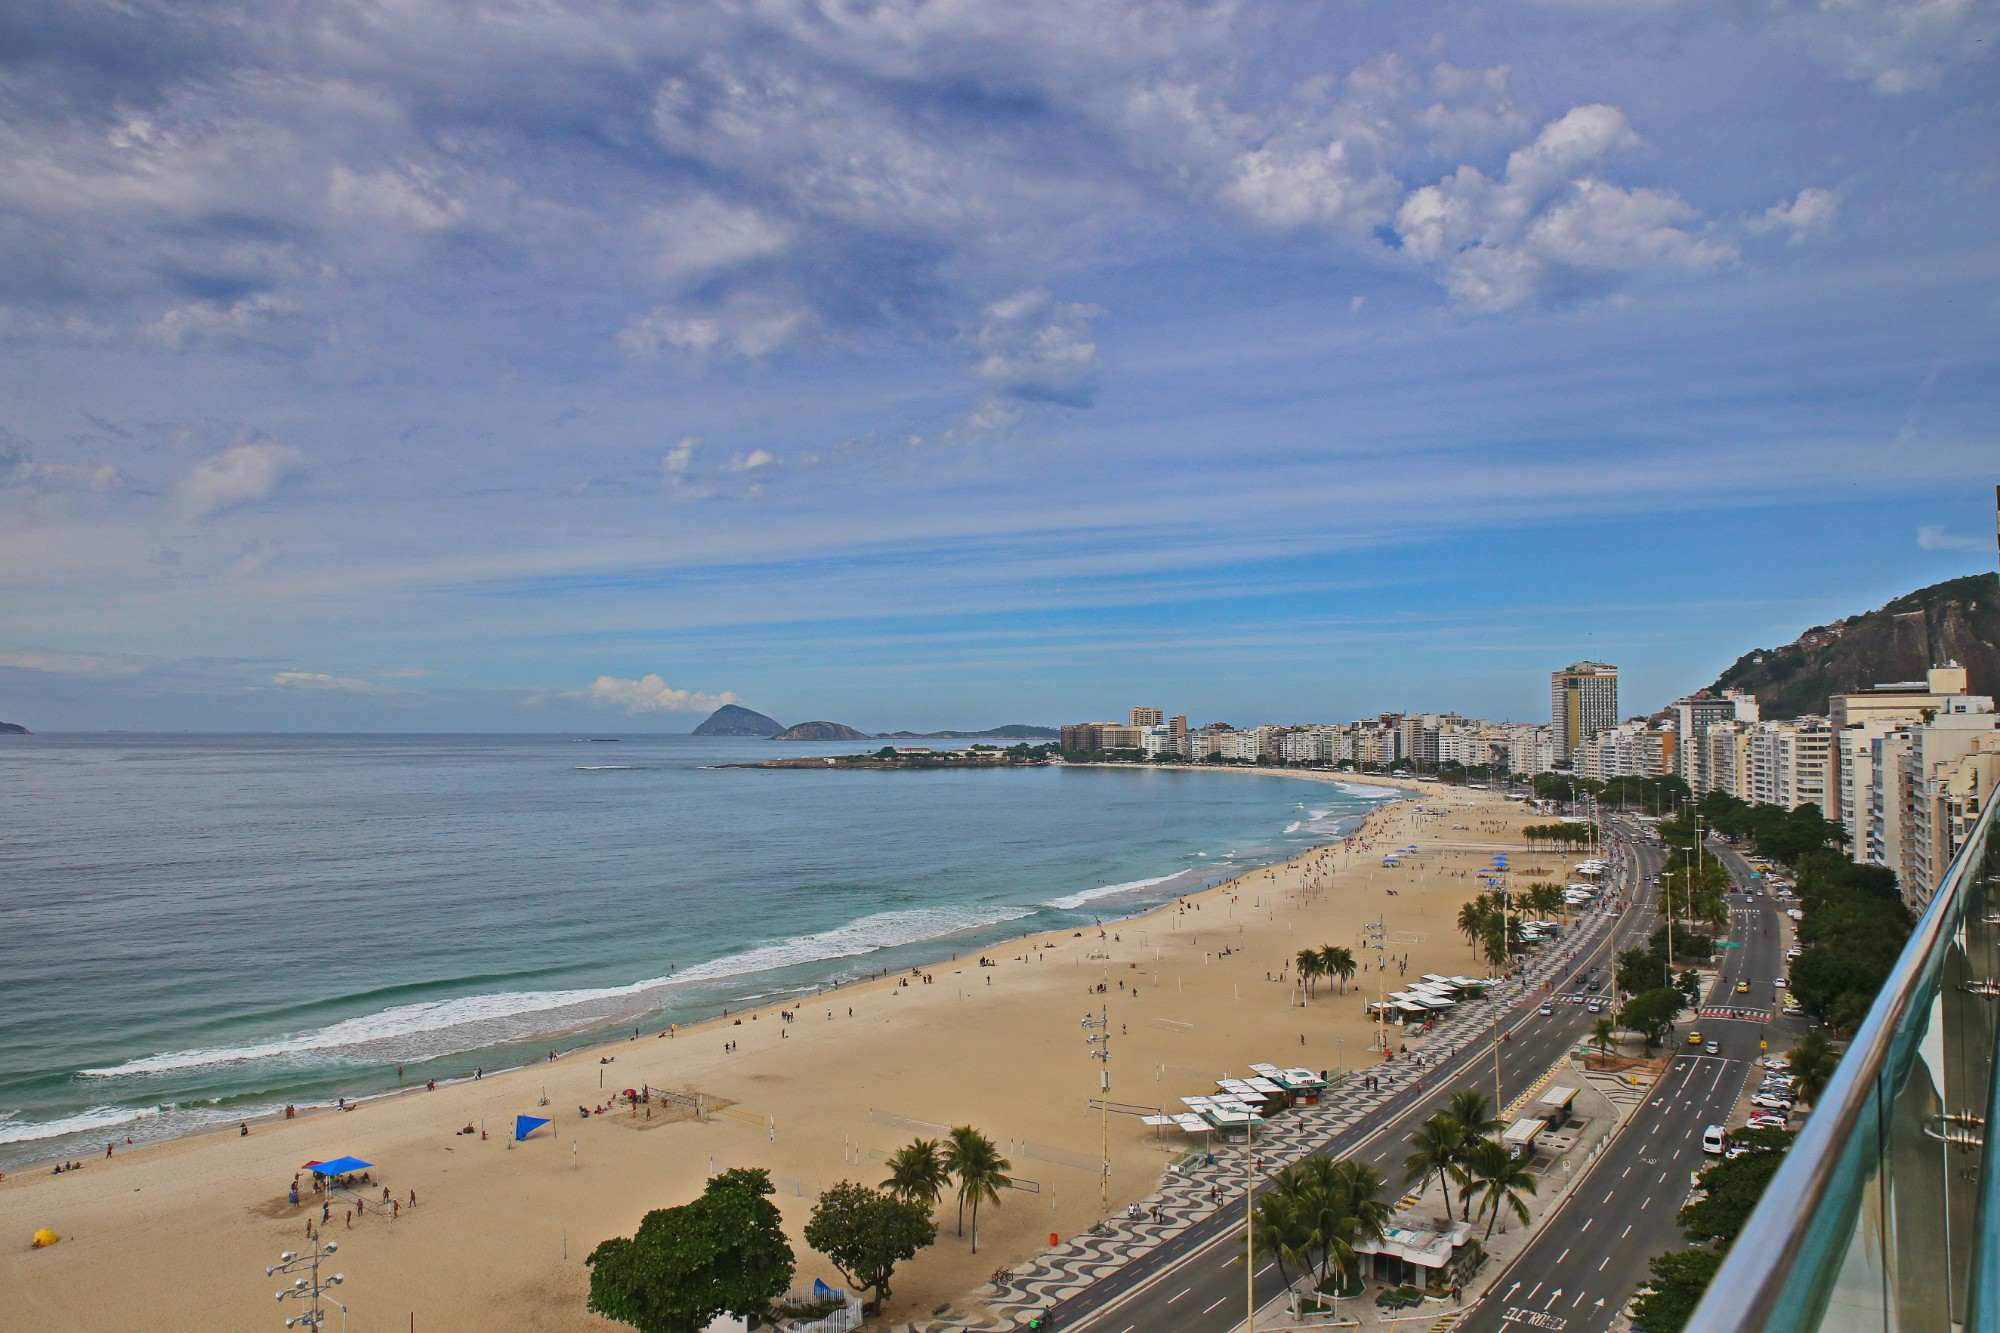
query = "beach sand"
(0, 772, 1555, 1330)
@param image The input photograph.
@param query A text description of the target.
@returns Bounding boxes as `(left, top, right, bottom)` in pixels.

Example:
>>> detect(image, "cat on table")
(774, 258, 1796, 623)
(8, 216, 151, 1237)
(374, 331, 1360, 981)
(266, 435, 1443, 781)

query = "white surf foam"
(1043, 873, 1182, 911)
(1333, 782, 1402, 799)
(80, 904, 1034, 1080)
(0, 1104, 162, 1145)
(575, 765, 641, 771)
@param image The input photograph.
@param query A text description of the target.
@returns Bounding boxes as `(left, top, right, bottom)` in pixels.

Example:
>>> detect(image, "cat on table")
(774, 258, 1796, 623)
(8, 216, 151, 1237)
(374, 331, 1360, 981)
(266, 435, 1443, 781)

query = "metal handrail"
(1689, 795, 2000, 1330)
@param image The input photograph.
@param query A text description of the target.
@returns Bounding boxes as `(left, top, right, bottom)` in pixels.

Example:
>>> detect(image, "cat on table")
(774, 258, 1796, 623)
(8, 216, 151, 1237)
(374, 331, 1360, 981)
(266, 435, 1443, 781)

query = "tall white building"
(1552, 662, 1619, 760)
(1670, 691, 1760, 791)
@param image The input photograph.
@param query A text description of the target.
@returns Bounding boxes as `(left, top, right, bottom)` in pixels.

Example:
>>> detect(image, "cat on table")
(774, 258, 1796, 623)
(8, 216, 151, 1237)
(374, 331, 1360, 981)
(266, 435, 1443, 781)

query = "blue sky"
(1, 0, 1995, 732)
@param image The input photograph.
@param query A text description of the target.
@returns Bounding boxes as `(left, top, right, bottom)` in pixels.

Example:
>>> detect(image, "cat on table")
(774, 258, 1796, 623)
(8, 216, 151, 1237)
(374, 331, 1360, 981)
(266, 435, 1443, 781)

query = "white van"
(1702, 1125, 1727, 1155)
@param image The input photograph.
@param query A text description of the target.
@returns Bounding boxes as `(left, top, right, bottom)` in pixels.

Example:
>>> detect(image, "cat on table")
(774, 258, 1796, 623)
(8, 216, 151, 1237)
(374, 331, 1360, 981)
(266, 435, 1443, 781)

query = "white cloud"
(270, 670, 379, 692)
(176, 440, 306, 518)
(0, 436, 122, 493)
(1917, 524, 1990, 553)
(0, 648, 148, 675)
(142, 294, 301, 347)
(647, 194, 791, 278)
(618, 295, 811, 358)
(970, 291, 1104, 407)
(1395, 105, 1736, 309)
(1779, 0, 1999, 94)
(1749, 187, 1840, 243)
(734, 449, 776, 471)
(580, 673, 737, 714)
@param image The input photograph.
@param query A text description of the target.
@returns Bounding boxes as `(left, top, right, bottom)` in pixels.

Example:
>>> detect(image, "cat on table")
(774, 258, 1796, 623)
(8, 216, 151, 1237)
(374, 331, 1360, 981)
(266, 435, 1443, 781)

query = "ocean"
(0, 734, 1398, 1166)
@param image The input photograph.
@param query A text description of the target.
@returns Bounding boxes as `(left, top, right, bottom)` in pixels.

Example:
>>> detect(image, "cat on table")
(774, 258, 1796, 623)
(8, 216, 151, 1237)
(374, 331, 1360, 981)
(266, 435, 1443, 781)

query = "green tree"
(586, 1168, 795, 1333)
(1631, 1249, 1723, 1333)
(1296, 948, 1326, 998)
(881, 1138, 950, 1211)
(1678, 1141, 1790, 1246)
(1619, 987, 1686, 1052)
(1403, 1113, 1466, 1219)
(1320, 945, 1358, 994)
(1786, 1031, 1840, 1106)
(803, 1181, 937, 1312)
(942, 1125, 1012, 1251)
(1463, 1138, 1537, 1240)
(1591, 1016, 1616, 1061)
(1457, 899, 1493, 952)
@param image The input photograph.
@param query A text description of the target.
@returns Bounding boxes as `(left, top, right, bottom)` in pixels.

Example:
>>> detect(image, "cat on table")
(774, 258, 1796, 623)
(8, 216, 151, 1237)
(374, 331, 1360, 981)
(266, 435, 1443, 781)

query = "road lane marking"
(1202, 1296, 1228, 1314)
(1167, 1287, 1188, 1304)
(1621, 1225, 1632, 1238)
(1599, 1256, 1611, 1270)
(1580, 1217, 1592, 1232)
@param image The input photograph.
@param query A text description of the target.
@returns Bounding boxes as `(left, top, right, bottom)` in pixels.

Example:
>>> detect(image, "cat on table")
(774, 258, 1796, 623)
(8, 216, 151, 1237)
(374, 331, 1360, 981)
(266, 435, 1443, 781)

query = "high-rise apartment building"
(1832, 665, 1990, 855)
(1670, 690, 1760, 791)
(1552, 662, 1620, 761)
(1129, 707, 1164, 728)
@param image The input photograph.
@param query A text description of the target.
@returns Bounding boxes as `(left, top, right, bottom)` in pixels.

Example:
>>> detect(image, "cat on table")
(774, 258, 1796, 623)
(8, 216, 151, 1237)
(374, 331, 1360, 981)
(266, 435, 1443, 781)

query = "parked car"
(1751, 1094, 1795, 1111)
(1746, 1112, 1789, 1130)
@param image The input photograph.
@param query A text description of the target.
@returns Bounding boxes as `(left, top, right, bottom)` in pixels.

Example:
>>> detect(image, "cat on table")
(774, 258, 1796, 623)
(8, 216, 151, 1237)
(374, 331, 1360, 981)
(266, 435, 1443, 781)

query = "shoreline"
(0, 765, 1420, 1173)
(1, 769, 1544, 1331)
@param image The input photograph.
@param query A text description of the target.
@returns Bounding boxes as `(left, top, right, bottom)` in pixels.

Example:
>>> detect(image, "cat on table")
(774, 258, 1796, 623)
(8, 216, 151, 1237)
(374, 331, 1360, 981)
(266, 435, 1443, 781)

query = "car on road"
(1586, 1000, 1604, 1013)
(1540, 1003, 1554, 1015)
(1687, 1030, 1703, 1045)
(1706, 1040, 1720, 1054)
(1702, 1124, 1727, 1154)
(1774, 977, 1787, 988)
(1736, 982, 1750, 993)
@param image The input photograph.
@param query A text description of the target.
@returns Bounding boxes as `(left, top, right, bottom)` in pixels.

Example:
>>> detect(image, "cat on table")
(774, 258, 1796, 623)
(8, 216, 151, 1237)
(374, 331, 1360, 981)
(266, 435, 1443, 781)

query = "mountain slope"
(692, 704, 783, 737)
(1705, 573, 2000, 718)
(771, 720, 871, 741)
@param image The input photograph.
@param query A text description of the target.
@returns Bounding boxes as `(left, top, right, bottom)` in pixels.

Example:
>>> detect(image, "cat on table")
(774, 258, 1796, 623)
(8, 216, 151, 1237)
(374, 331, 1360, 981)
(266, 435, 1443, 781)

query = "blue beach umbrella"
(514, 1115, 551, 1142)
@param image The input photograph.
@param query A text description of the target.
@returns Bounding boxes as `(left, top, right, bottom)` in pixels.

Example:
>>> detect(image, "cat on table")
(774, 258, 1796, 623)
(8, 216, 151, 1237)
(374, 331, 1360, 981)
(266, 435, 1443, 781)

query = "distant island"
(875, 724, 1059, 739)
(771, 720, 872, 742)
(724, 742, 1056, 770)
(692, 704, 784, 737)
(0, 721, 27, 735)
(691, 703, 1057, 741)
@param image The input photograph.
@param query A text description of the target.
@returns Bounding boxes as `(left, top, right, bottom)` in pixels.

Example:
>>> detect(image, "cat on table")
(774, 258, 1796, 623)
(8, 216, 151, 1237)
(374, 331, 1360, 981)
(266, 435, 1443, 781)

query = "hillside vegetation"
(1704, 572, 1999, 718)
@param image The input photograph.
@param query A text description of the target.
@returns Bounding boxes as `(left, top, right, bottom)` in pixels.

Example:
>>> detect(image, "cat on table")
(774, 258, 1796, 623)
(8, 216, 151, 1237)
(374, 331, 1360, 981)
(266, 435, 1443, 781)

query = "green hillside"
(1706, 573, 2000, 718)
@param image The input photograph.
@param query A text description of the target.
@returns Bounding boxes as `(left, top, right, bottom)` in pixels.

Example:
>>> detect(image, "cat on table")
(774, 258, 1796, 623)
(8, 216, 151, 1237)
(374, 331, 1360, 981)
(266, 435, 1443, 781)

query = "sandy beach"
(0, 771, 1553, 1331)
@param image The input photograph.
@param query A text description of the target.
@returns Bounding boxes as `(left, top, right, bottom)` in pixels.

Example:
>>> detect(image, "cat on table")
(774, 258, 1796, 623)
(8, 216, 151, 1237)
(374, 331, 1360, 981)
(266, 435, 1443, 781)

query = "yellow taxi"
(1687, 1030, 1703, 1045)
(1736, 982, 1750, 994)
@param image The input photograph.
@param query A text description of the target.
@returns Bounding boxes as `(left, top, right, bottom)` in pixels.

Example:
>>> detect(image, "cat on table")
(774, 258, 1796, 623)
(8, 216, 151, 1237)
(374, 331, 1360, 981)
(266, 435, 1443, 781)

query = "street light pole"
(268, 1236, 346, 1330)
(1083, 1005, 1111, 1214)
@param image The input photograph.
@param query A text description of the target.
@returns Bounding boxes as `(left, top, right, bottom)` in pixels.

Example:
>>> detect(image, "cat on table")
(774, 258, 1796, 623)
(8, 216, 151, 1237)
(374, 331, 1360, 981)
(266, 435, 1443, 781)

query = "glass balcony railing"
(1692, 794, 2000, 1331)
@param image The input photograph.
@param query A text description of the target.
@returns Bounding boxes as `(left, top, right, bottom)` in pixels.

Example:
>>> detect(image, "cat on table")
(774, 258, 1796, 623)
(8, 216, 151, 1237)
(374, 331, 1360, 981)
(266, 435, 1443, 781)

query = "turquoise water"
(0, 734, 1397, 1165)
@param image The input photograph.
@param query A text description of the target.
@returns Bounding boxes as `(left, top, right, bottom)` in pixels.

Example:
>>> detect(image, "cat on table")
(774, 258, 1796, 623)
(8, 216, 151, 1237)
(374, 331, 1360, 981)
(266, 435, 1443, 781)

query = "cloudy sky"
(2, 0, 1996, 732)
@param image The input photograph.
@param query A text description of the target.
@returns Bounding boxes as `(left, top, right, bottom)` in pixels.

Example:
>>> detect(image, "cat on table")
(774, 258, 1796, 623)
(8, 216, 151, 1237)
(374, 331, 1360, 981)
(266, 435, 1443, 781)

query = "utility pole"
(1083, 1005, 1110, 1214)
(1245, 1116, 1257, 1333)
(268, 1236, 347, 1330)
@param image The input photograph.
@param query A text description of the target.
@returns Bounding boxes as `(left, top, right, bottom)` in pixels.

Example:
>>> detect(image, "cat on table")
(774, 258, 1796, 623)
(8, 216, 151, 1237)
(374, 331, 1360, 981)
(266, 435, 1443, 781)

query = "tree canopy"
(586, 1168, 795, 1333)
(804, 1181, 937, 1311)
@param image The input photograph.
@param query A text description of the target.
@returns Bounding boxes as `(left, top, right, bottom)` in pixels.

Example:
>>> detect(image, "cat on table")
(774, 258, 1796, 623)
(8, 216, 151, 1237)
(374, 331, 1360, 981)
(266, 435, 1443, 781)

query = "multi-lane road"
(1055, 817, 1677, 1333)
(1454, 821, 1796, 1333)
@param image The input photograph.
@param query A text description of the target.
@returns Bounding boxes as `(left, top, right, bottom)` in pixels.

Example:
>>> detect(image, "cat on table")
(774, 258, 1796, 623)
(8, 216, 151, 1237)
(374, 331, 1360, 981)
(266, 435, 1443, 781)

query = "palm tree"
(1320, 945, 1357, 995)
(1442, 1092, 1501, 1221)
(1456, 900, 1490, 951)
(943, 1125, 1012, 1252)
(1787, 1030, 1840, 1105)
(1463, 1138, 1538, 1240)
(1591, 1016, 1616, 1062)
(882, 1138, 950, 1211)
(1296, 948, 1325, 999)
(1247, 1193, 1309, 1289)
(1402, 1114, 1464, 1219)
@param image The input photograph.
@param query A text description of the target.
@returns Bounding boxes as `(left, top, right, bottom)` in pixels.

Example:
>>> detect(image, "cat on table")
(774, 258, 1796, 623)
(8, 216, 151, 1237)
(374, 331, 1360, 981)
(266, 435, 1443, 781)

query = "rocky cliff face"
(691, 704, 783, 737)
(1706, 573, 2000, 718)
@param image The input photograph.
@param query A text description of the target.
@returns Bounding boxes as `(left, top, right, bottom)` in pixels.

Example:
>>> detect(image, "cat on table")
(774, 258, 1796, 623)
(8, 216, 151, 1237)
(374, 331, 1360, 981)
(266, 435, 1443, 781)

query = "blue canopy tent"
(514, 1115, 551, 1142)
(308, 1156, 372, 1177)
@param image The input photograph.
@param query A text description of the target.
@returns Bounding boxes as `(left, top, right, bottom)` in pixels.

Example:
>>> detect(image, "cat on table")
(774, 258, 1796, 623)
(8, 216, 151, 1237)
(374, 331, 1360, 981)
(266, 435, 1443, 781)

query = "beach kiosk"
(1502, 1118, 1545, 1159)
(1537, 1085, 1580, 1127)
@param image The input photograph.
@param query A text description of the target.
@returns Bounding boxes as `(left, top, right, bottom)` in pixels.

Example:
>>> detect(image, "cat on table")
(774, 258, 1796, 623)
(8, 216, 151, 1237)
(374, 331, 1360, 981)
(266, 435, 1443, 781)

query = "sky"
(2, 0, 1997, 733)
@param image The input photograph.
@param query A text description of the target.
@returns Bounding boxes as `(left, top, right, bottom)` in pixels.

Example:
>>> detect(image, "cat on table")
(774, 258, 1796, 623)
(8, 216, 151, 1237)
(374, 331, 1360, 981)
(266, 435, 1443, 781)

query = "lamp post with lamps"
(268, 1236, 347, 1330)
(1082, 1006, 1111, 1213)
